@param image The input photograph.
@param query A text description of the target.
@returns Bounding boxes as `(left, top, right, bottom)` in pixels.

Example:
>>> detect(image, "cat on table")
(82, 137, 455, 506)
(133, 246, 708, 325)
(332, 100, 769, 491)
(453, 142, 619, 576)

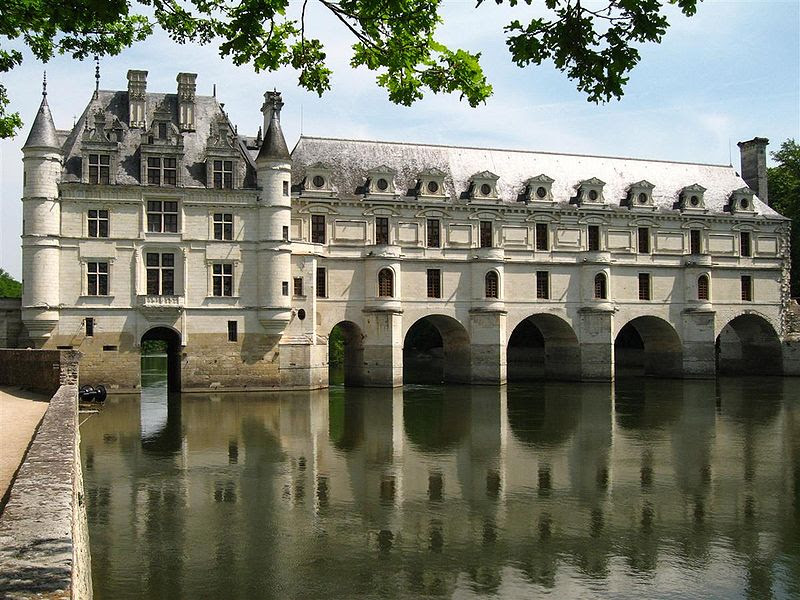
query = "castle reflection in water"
(81, 378, 800, 600)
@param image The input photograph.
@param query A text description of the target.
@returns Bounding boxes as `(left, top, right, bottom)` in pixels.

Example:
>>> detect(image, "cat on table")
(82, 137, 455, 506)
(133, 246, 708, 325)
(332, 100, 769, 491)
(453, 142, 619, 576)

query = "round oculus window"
(588, 189, 599, 201)
(536, 186, 548, 199)
(376, 178, 389, 191)
(740, 198, 749, 209)
(297, 309, 306, 320)
(427, 180, 439, 194)
(312, 175, 325, 188)
(480, 183, 492, 196)
(638, 192, 648, 204)
(690, 195, 700, 206)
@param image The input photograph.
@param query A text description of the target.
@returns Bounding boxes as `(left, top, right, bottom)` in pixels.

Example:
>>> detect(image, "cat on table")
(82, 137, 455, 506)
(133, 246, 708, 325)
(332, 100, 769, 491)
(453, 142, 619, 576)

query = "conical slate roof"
(23, 95, 60, 150)
(257, 112, 290, 161)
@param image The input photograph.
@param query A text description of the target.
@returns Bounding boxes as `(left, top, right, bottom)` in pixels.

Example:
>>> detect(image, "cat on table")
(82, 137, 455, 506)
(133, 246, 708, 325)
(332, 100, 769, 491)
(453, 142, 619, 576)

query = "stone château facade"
(18, 70, 797, 391)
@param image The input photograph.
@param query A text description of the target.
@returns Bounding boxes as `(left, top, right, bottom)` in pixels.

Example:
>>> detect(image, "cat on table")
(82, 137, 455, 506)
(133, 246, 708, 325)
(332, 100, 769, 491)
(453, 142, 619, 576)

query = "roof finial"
(42, 71, 47, 97)
(213, 83, 216, 97)
(94, 55, 100, 97)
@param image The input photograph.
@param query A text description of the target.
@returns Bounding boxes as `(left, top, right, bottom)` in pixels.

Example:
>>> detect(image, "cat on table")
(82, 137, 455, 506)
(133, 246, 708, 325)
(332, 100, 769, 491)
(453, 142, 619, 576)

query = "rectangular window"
(212, 160, 233, 189)
(427, 269, 441, 298)
(282, 181, 289, 196)
(376, 217, 389, 245)
(638, 227, 650, 254)
(212, 263, 233, 297)
(158, 122, 167, 139)
(311, 215, 326, 244)
(690, 229, 702, 254)
(741, 275, 753, 302)
(740, 232, 752, 257)
(213, 213, 233, 241)
(146, 252, 175, 296)
(316, 267, 327, 298)
(281, 281, 289, 296)
(480, 221, 493, 248)
(227, 321, 238, 342)
(293, 277, 304, 297)
(588, 225, 600, 251)
(85, 317, 94, 337)
(87, 262, 109, 296)
(88, 209, 109, 238)
(536, 271, 549, 299)
(427, 219, 441, 248)
(282, 226, 289, 241)
(88, 154, 110, 185)
(698, 276, 710, 301)
(147, 200, 179, 233)
(146, 156, 177, 186)
(535, 223, 549, 251)
(638, 273, 651, 301)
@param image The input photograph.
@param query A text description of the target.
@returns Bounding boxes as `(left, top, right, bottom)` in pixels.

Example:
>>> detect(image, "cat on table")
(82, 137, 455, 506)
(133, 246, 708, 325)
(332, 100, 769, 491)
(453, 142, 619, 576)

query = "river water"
(81, 360, 800, 599)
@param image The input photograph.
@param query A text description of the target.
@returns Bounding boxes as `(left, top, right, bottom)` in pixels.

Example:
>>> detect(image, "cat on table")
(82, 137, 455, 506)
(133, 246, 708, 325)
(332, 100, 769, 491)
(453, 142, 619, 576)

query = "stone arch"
(403, 314, 471, 384)
(329, 321, 365, 386)
(141, 326, 182, 392)
(507, 314, 581, 381)
(377, 267, 394, 298)
(716, 313, 782, 375)
(614, 316, 683, 378)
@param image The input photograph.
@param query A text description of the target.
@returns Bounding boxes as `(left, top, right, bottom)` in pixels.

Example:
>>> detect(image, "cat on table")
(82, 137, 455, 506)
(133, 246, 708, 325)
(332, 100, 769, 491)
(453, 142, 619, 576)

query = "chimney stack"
(127, 70, 148, 128)
(177, 72, 197, 131)
(737, 137, 769, 206)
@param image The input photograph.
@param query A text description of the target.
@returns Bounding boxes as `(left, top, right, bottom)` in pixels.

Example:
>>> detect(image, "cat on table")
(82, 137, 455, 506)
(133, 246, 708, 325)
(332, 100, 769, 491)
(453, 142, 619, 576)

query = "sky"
(0, 0, 798, 279)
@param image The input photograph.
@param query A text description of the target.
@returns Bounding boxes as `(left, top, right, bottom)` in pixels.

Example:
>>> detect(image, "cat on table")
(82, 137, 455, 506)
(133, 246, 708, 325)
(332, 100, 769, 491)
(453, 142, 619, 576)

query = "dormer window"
(469, 171, 499, 201)
(205, 115, 239, 189)
(158, 122, 168, 139)
(577, 178, 606, 205)
(523, 174, 554, 203)
(141, 103, 184, 187)
(417, 167, 446, 200)
(301, 163, 335, 196)
(366, 166, 396, 196)
(212, 160, 233, 189)
(147, 156, 177, 186)
(88, 154, 111, 185)
(627, 180, 655, 209)
(728, 187, 756, 214)
(313, 175, 326, 188)
(679, 184, 707, 210)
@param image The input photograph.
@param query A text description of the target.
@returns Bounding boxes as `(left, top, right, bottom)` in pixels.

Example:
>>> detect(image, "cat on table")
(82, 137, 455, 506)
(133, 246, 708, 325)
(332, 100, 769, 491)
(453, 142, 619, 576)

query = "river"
(80, 360, 800, 599)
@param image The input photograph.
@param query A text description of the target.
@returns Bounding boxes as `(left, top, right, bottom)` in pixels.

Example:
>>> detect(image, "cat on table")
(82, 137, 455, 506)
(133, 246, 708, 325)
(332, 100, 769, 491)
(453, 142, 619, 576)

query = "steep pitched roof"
(23, 95, 60, 150)
(257, 112, 290, 161)
(290, 136, 782, 217)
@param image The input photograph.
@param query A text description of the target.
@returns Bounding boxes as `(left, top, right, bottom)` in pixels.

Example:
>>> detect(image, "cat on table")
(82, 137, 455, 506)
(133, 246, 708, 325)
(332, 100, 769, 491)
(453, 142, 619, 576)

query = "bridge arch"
(614, 316, 683, 378)
(716, 313, 782, 375)
(141, 326, 182, 392)
(329, 320, 365, 386)
(507, 314, 581, 381)
(403, 314, 470, 384)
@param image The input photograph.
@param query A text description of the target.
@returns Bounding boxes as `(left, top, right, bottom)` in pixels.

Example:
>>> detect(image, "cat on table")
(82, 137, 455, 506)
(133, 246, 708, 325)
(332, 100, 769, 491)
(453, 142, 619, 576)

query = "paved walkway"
(0, 386, 48, 501)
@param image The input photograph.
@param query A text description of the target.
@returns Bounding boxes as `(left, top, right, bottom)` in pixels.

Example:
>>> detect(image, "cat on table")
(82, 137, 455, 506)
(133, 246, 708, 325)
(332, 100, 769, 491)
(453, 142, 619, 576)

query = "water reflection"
(81, 377, 800, 599)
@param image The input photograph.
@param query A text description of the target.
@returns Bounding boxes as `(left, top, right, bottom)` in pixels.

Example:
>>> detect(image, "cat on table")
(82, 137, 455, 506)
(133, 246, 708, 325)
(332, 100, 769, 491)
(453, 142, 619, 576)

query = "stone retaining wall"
(0, 349, 80, 395)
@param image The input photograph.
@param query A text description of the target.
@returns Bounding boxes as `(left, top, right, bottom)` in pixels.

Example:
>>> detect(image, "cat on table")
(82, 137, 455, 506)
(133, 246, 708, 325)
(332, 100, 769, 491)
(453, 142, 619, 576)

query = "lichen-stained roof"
(291, 136, 783, 218)
(23, 96, 60, 150)
(60, 91, 256, 187)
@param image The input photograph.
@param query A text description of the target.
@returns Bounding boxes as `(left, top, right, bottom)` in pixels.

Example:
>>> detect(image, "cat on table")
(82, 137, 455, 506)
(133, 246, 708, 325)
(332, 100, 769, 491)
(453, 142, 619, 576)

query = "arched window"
(594, 272, 607, 300)
(698, 274, 710, 301)
(485, 271, 499, 299)
(378, 268, 394, 298)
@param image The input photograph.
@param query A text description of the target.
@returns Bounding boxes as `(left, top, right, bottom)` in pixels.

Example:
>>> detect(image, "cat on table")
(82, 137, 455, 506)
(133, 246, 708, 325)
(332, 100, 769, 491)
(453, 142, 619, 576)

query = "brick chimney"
(737, 137, 769, 206)
(127, 69, 148, 128)
(176, 72, 197, 131)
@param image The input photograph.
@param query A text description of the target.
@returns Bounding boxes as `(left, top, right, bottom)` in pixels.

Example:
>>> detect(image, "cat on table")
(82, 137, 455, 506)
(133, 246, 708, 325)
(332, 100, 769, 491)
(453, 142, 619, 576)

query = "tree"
(0, 0, 700, 138)
(768, 139, 800, 297)
(0, 268, 22, 297)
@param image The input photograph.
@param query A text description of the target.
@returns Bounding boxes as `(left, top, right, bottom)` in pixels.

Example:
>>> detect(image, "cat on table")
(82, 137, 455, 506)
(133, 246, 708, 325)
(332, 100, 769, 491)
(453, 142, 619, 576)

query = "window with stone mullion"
(87, 262, 108, 296)
(212, 160, 234, 189)
(147, 200, 178, 233)
(213, 213, 233, 240)
(88, 209, 109, 238)
(146, 252, 175, 296)
(88, 154, 110, 184)
(212, 263, 233, 297)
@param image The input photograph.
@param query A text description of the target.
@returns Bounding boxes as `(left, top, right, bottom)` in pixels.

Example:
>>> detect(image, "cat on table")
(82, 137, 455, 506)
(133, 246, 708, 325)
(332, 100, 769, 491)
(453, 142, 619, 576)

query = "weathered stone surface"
(0, 349, 80, 396)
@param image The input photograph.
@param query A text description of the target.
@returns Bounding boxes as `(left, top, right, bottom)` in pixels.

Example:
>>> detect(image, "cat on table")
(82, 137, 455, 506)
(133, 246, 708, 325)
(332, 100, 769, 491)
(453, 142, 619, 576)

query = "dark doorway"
(141, 327, 182, 392)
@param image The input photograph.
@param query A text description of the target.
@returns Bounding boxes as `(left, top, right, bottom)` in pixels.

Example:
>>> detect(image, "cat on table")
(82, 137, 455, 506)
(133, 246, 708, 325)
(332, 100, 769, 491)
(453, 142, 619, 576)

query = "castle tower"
(256, 90, 293, 334)
(21, 79, 62, 346)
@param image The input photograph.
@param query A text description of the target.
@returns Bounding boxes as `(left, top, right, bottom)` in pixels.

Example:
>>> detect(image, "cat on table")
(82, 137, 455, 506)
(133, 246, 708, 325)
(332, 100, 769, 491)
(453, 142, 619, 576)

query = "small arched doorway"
(507, 314, 581, 381)
(614, 316, 683, 378)
(403, 315, 470, 384)
(141, 327, 182, 392)
(329, 321, 365, 386)
(716, 314, 782, 375)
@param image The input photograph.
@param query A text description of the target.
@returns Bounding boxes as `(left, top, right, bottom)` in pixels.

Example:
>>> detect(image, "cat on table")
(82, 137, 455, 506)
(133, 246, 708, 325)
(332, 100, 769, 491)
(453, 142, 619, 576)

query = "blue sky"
(1, 0, 798, 278)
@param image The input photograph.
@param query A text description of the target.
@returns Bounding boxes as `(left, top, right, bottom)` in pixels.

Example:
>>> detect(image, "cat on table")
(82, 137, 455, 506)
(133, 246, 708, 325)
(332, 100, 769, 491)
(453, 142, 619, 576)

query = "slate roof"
(290, 136, 782, 218)
(60, 91, 256, 187)
(23, 95, 60, 150)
